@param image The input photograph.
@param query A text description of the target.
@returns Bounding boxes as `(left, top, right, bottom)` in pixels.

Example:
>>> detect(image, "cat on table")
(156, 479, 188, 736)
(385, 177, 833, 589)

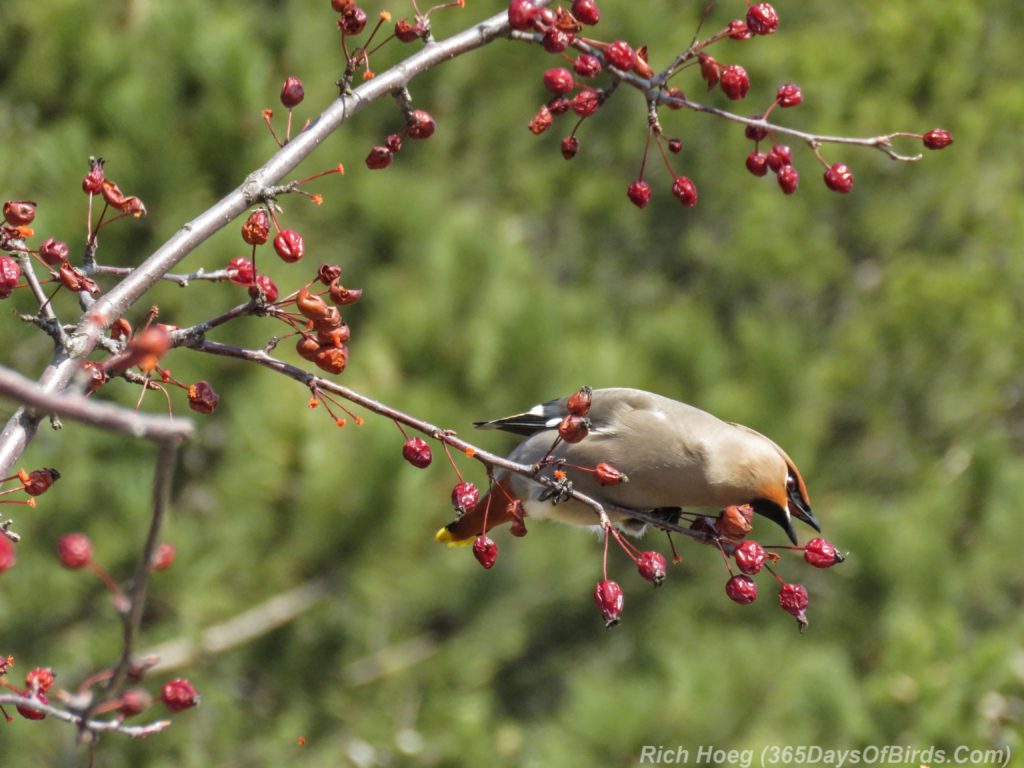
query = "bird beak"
(787, 493, 821, 533)
(752, 500, 800, 545)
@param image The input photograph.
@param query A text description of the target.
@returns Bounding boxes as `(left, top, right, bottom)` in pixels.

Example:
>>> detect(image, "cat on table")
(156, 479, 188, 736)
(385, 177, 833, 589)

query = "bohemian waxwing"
(436, 387, 819, 545)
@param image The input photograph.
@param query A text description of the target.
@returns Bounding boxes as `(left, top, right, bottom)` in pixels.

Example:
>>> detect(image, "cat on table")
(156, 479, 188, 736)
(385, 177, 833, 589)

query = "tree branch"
(0, 694, 170, 737)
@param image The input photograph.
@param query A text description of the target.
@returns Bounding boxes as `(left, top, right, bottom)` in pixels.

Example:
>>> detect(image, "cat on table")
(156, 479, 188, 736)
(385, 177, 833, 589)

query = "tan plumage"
(437, 388, 818, 545)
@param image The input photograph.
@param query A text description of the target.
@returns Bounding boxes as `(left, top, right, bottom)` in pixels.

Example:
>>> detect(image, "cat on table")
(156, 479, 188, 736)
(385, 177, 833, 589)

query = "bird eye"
(786, 474, 796, 491)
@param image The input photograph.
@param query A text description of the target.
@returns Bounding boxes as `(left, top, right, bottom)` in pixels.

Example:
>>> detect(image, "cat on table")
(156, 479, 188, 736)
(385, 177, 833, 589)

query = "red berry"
(777, 165, 800, 194)
(667, 138, 682, 154)
(529, 105, 553, 135)
(745, 119, 768, 141)
(402, 437, 432, 468)
(766, 144, 792, 172)
(338, 5, 367, 35)
(280, 76, 305, 108)
(39, 237, 69, 266)
(25, 668, 55, 693)
(558, 414, 589, 443)
(719, 65, 750, 100)
(728, 19, 752, 40)
(734, 539, 766, 574)
(451, 481, 479, 514)
(0, 255, 22, 299)
(23, 468, 59, 496)
(776, 83, 803, 108)
(725, 574, 758, 604)
(472, 535, 499, 569)
(0, 536, 15, 573)
(698, 53, 721, 90)
(823, 163, 854, 193)
(566, 386, 592, 416)
(252, 274, 279, 302)
(407, 109, 436, 139)
(161, 678, 200, 712)
(746, 151, 769, 177)
(3, 200, 36, 227)
(594, 578, 624, 626)
(365, 146, 393, 169)
(573, 54, 602, 78)
(627, 180, 652, 208)
(803, 537, 844, 568)
(119, 688, 152, 717)
(664, 86, 686, 109)
(58, 533, 92, 569)
(187, 381, 219, 414)
(671, 175, 698, 207)
(227, 257, 255, 286)
(507, 0, 537, 31)
(778, 582, 809, 627)
(241, 209, 270, 245)
(394, 17, 426, 42)
(273, 229, 304, 263)
(82, 157, 105, 194)
(746, 3, 779, 35)
(151, 542, 176, 571)
(16, 692, 47, 720)
(548, 98, 570, 116)
(637, 551, 668, 586)
(923, 128, 953, 150)
(543, 67, 575, 96)
(595, 462, 626, 486)
(385, 133, 403, 153)
(571, 0, 600, 25)
(605, 40, 636, 71)
(533, 6, 555, 30)
(571, 89, 600, 117)
(542, 28, 572, 54)
(560, 136, 580, 160)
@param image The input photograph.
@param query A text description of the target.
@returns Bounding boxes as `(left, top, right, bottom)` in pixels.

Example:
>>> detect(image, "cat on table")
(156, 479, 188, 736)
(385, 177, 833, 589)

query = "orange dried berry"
(314, 345, 348, 374)
(296, 287, 331, 320)
(187, 381, 220, 414)
(716, 504, 753, 538)
(241, 209, 270, 245)
(328, 279, 362, 306)
(24, 468, 60, 497)
(296, 335, 321, 362)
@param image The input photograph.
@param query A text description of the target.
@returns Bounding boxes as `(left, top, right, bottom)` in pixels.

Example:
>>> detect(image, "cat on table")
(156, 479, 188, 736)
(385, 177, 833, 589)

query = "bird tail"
(435, 477, 519, 546)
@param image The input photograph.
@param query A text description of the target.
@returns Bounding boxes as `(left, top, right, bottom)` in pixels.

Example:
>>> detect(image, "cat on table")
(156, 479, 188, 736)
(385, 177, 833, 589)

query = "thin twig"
(0, 694, 170, 737)
(92, 265, 236, 288)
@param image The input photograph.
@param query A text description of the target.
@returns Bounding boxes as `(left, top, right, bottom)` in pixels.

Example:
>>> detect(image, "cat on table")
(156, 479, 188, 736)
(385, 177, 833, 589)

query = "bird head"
(751, 462, 819, 544)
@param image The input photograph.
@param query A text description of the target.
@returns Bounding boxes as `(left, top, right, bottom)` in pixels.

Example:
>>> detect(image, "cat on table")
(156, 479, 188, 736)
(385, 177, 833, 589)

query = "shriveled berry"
(637, 551, 668, 586)
(668, 138, 682, 154)
(318, 263, 342, 284)
(671, 176, 698, 208)
(39, 238, 69, 266)
(472, 535, 499, 569)
(82, 157, 105, 194)
(543, 67, 575, 96)
(407, 110, 436, 139)
(365, 146, 393, 169)
(728, 19, 752, 40)
(716, 504, 753, 538)
(280, 76, 305, 108)
(58, 533, 92, 569)
(252, 274, 279, 302)
(296, 335, 321, 362)
(16, 692, 47, 720)
(548, 98, 570, 116)
(567, 386, 592, 416)
(273, 230, 304, 263)
(0, 255, 22, 299)
(385, 133, 403, 153)
(595, 462, 627, 486)
(627, 180, 652, 208)
(574, 54, 602, 78)
(241, 209, 270, 245)
(394, 17, 426, 42)
(824, 163, 854, 193)
(777, 165, 800, 194)
(734, 539, 766, 574)
(746, 2, 779, 35)
(451, 481, 479, 514)
(778, 582, 809, 628)
(558, 414, 589, 443)
(719, 65, 750, 100)
(328, 279, 362, 305)
(25, 668, 55, 694)
(3, 200, 36, 227)
(161, 678, 200, 712)
(725, 574, 758, 604)
(766, 144, 792, 172)
(698, 53, 721, 90)
(227, 257, 255, 286)
(746, 151, 769, 177)
(508, 500, 528, 537)
(605, 40, 636, 71)
(923, 128, 953, 150)
(803, 537, 844, 568)
(776, 83, 803, 108)
(24, 468, 59, 496)
(151, 542, 176, 571)
(664, 86, 685, 109)
(507, 0, 537, 31)
(338, 5, 368, 34)
(187, 381, 220, 414)
(594, 578, 624, 626)
(560, 136, 580, 160)
(314, 345, 348, 374)
(571, 89, 600, 117)
(317, 324, 350, 348)
(0, 536, 15, 573)
(402, 437, 432, 468)
(571, 0, 600, 25)
(119, 688, 152, 718)
(529, 105, 553, 135)
(542, 28, 572, 53)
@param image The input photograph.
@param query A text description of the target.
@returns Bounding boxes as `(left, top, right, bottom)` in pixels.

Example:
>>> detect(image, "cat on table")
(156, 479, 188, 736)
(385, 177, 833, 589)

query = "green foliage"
(0, 0, 1021, 765)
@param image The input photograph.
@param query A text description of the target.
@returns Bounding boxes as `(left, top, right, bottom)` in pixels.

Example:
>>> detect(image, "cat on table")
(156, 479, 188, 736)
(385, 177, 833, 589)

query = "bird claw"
(538, 476, 574, 504)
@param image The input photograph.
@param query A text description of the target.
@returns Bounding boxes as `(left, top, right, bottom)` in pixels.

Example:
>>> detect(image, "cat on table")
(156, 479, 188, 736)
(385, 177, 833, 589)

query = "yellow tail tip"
(435, 526, 473, 547)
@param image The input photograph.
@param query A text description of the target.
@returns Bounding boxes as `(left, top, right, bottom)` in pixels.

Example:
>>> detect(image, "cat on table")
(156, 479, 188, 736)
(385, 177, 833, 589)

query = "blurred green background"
(0, 0, 1021, 765)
